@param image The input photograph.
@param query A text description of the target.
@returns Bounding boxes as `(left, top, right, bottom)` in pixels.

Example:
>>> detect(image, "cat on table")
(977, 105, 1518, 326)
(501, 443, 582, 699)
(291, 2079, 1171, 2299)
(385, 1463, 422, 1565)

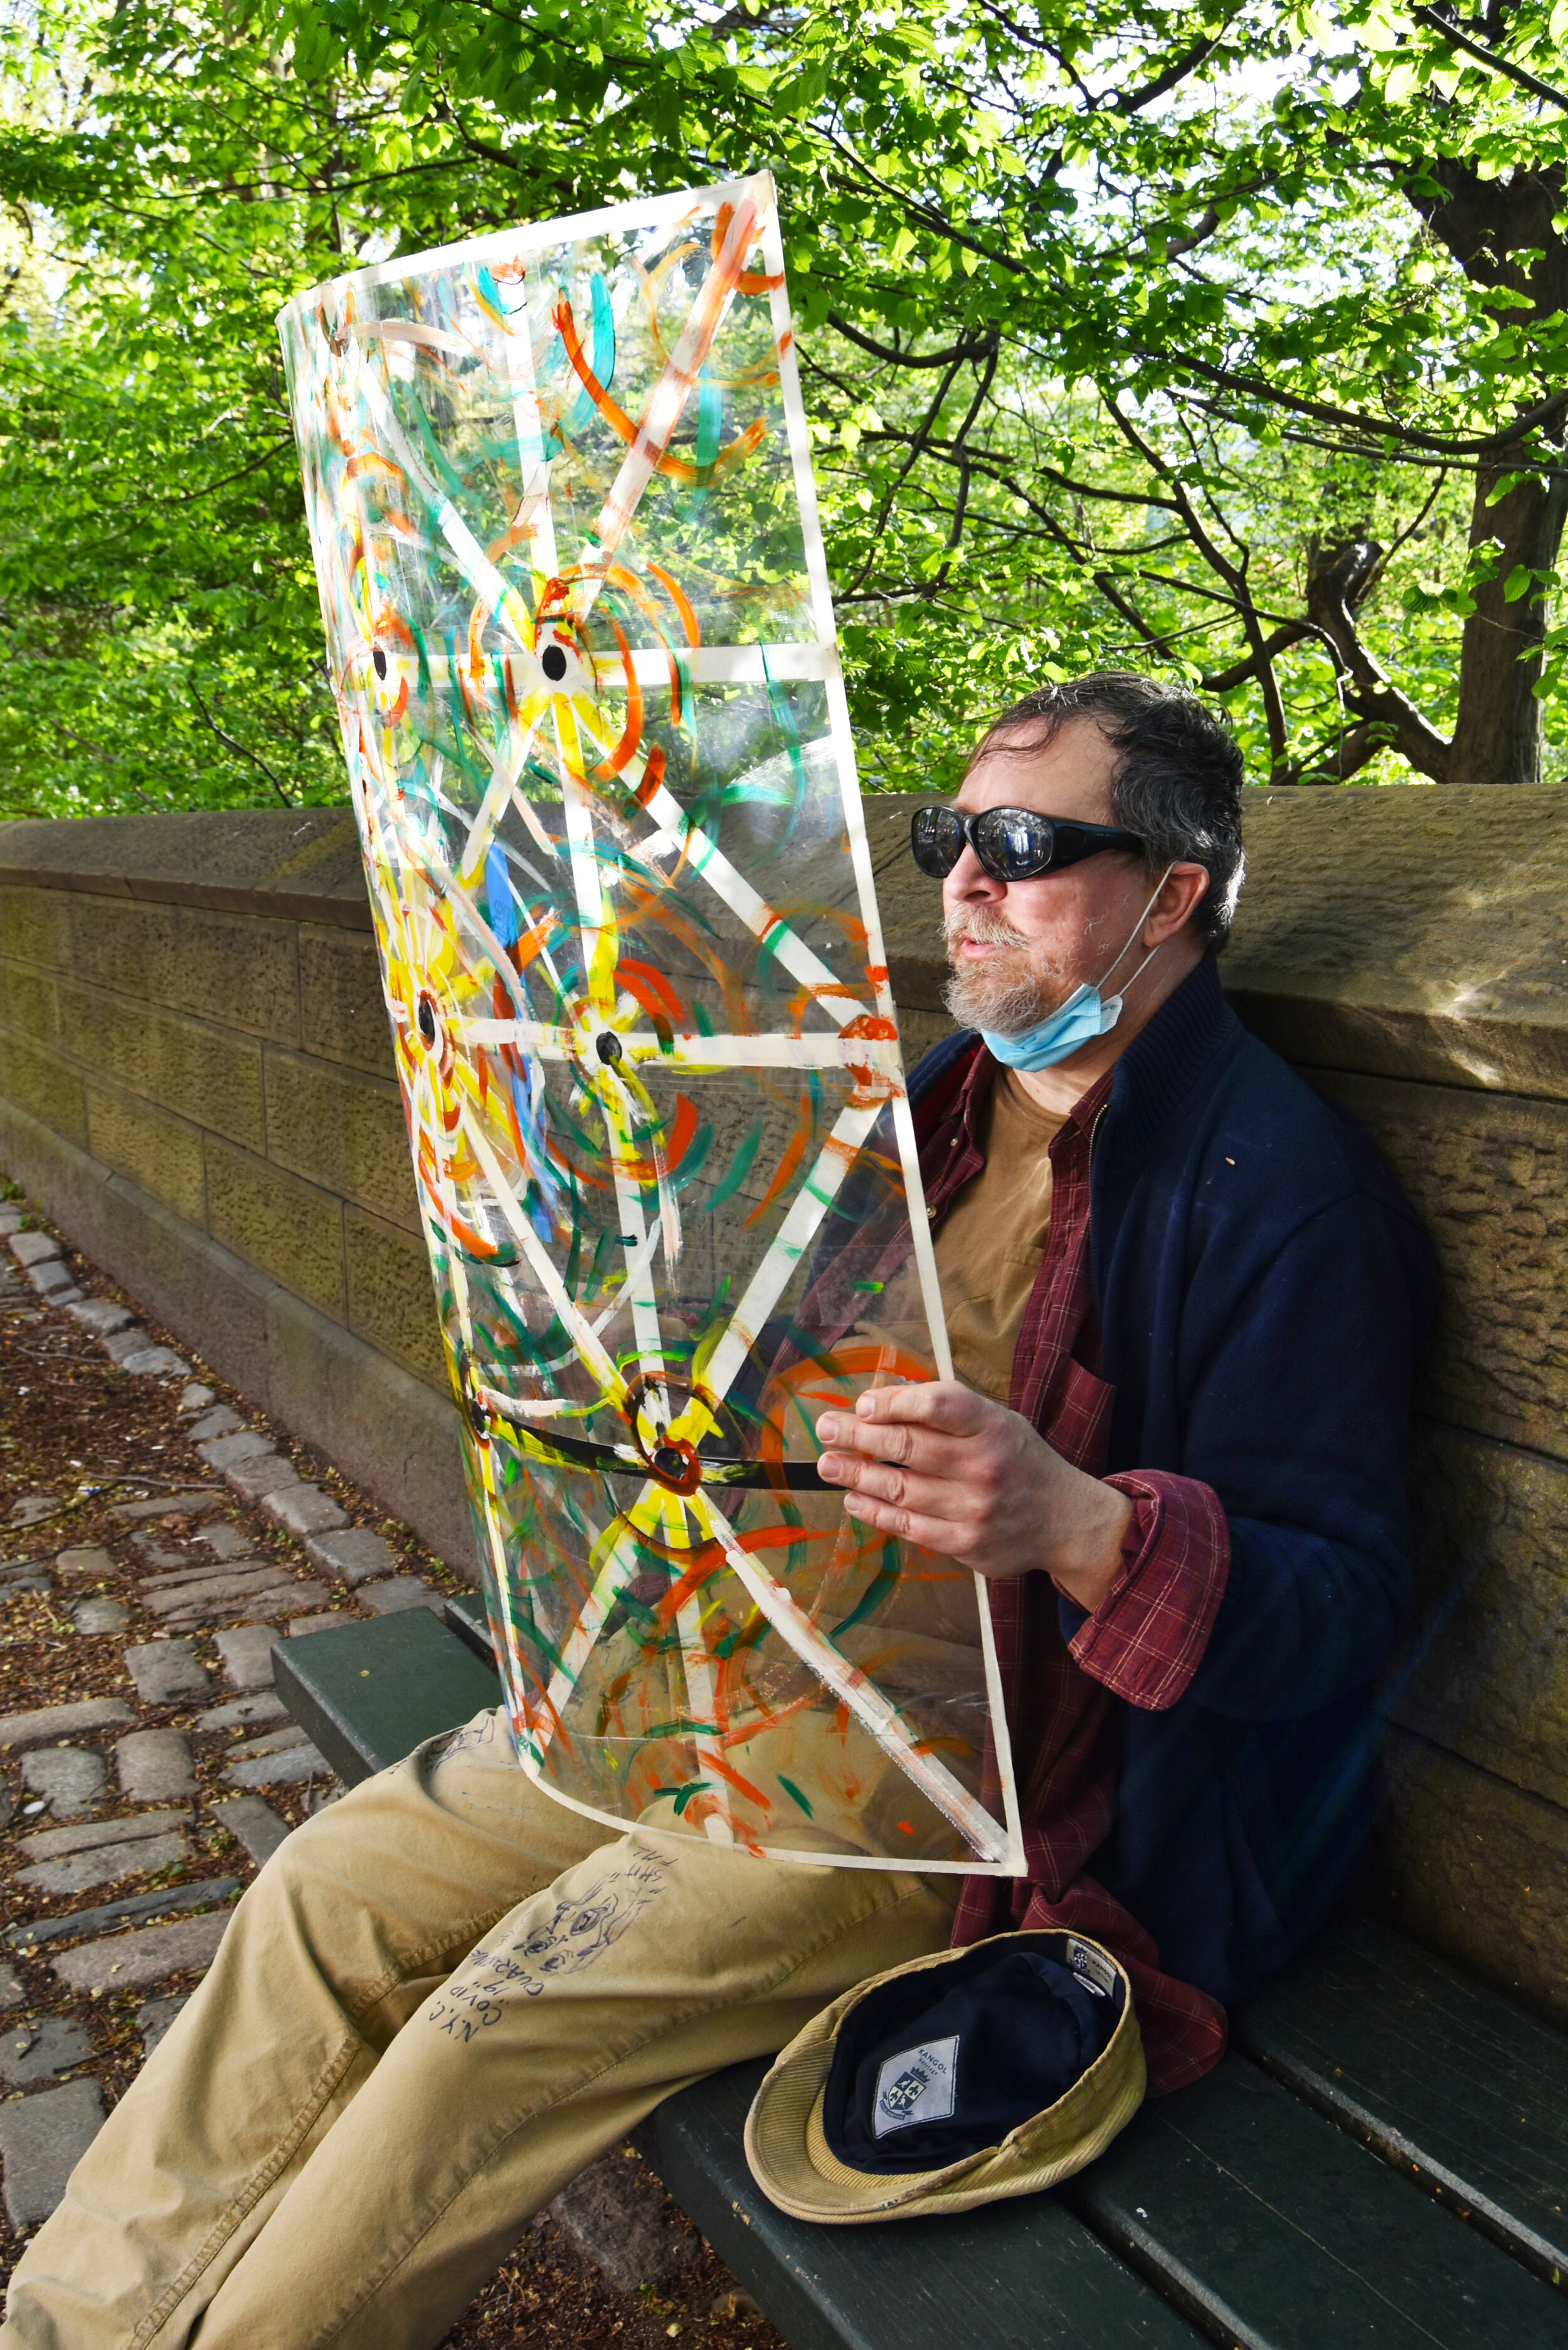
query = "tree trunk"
(1449, 461, 1568, 784)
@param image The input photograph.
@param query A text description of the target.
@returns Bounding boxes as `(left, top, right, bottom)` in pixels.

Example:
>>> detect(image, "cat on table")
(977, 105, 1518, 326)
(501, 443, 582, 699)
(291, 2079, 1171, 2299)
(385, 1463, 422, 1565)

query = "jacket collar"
(1097, 954, 1240, 1179)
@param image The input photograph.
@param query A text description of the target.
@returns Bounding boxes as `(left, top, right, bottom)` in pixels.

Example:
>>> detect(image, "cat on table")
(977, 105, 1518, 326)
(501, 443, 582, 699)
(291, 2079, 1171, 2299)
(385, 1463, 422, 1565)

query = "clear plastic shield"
(278, 173, 1021, 1871)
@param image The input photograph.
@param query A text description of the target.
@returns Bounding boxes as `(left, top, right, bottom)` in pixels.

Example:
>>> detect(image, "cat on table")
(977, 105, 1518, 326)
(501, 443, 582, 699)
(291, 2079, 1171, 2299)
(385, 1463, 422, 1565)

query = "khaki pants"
(2, 1710, 955, 2350)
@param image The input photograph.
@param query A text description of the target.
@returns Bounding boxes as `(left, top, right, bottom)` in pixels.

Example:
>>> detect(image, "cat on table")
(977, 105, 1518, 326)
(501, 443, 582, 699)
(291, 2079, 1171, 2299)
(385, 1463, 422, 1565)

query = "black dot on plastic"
(373, 648, 388, 680)
(417, 997, 437, 1047)
(595, 1030, 622, 1066)
(653, 1446, 687, 1483)
(541, 643, 568, 682)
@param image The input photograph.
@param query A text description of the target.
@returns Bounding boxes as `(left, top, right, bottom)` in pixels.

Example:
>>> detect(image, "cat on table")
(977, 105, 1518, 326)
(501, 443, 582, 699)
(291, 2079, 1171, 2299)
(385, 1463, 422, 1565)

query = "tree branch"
(188, 685, 297, 807)
(1303, 539, 1454, 778)
(1410, 4, 1568, 114)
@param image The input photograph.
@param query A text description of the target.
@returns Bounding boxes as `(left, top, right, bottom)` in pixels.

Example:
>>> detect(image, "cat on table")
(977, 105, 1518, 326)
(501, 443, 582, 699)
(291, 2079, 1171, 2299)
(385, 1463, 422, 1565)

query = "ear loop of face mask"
(978, 865, 1177, 1074)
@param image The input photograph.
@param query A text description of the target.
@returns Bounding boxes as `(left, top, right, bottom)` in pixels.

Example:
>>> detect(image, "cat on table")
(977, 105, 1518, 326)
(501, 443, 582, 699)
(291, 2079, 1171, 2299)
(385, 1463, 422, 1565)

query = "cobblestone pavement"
(0, 1177, 780, 2350)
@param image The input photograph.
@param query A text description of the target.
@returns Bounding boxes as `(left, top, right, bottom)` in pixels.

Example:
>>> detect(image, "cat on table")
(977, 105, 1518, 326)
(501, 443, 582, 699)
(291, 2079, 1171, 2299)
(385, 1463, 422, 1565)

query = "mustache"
(942, 906, 1032, 953)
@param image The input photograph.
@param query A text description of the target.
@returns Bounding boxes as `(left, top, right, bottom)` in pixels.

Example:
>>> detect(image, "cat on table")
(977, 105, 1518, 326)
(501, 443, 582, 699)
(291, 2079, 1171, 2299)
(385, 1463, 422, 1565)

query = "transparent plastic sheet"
(278, 173, 1022, 1873)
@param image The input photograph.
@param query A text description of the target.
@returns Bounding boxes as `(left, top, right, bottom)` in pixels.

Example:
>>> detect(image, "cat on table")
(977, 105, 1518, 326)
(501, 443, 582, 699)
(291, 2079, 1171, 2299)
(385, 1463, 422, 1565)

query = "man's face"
(942, 719, 1152, 1034)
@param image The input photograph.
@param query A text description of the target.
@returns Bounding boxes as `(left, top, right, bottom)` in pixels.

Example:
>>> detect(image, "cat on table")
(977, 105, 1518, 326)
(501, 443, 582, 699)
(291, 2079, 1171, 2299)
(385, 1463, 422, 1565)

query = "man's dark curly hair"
(967, 672, 1247, 950)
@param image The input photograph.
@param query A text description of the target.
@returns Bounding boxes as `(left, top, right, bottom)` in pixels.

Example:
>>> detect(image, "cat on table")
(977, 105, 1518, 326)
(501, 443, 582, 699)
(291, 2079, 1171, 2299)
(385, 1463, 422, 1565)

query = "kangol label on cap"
(872, 2034, 960, 2138)
(1066, 1937, 1117, 1996)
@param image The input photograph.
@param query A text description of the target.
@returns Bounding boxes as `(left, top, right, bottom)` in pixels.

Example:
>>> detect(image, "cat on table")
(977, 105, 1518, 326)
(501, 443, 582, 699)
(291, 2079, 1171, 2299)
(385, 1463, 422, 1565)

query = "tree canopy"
(0, 0, 1563, 817)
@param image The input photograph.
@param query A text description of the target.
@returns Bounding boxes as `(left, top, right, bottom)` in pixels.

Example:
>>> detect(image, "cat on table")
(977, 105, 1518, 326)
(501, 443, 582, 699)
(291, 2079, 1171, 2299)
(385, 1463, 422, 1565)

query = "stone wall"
(2, 789, 1565, 2024)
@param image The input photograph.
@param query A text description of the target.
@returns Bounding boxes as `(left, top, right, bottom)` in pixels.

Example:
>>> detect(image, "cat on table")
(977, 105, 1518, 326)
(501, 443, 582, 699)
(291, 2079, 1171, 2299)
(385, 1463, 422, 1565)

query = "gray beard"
(941, 909, 1067, 1037)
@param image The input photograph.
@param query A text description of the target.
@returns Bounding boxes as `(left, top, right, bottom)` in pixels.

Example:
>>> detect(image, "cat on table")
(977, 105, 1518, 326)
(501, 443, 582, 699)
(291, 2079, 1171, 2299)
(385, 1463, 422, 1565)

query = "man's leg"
(1, 1710, 607, 2350)
(188, 1803, 954, 2350)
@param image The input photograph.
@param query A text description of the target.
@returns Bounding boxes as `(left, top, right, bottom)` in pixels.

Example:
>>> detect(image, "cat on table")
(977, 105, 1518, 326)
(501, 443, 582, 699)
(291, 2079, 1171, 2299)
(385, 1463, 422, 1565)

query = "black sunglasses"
(909, 804, 1145, 884)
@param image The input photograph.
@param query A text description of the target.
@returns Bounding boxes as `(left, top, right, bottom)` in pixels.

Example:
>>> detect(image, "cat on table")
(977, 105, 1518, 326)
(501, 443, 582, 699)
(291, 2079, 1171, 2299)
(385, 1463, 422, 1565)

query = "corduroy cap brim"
(743, 1930, 1146, 2224)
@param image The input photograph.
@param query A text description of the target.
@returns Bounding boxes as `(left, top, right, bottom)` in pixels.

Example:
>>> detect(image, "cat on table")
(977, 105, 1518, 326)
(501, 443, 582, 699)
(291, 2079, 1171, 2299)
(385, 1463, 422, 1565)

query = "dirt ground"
(0, 1185, 782, 2350)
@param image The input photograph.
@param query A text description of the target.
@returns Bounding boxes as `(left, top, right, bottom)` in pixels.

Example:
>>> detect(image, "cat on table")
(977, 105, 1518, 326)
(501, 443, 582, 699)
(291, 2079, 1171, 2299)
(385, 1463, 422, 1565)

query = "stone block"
(160, 1582, 326, 1633)
(303, 1527, 396, 1585)
(7, 1495, 61, 1528)
(1394, 1426, 1568, 1811)
(288, 1614, 350, 1639)
(28, 1261, 78, 1298)
(121, 1346, 189, 1379)
(177, 1382, 216, 1413)
(194, 1694, 286, 1731)
(83, 1082, 206, 1227)
(141, 1569, 282, 1615)
(0, 1962, 24, 2009)
(230, 1726, 307, 1761)
(123, 1640, 213, 1707)
(0, 2077, 105, 2226)
(263, 1485, 347, 1538)
(221, 1453, 301, 1503)
(115, 1730, 197, 1802)
(194, 1524, 252, 1560)
(72, 1598, 129, 1634)
(55, 1547, 115, 1579)
(17, 1830, 186, 1898)
(65, 1299, 134, 1336)
(222, 1743, 331, 1791)
(204, 1135, 345, 1321)
(546, 2149, 700, 2293)
(356, 1575, 442, 1617)
(215, 1625, 278, 1691)
(61, 895, 298, 1040)
(263, 1049, 419, 1229)
(297, 924, 396, 1079)
(0, 2019, 93, 2088)
(18, 1809, 189, 1861)
(19, 1748, 106, 1819)
(139, 1994, 190, 2061)
(0, 1034, 87, 1149)
(9, 1876, 240, 1951)
(186, 1406, 241, 1441)
(0, 882, 70, 972)
(52, 1912, 229, 1995)
(196, 1429, 272, 1471)
(1377, 1728, 1568, 2029)
(1316, 1073, 1568, 1461)
(1, 961, 57, 1047)
(1212, 786, 1568, 1100)
(110, 1491, 221, 1522)
(56, 978, 266, 1150)
(0, 1698, 133, 1750)
(344, 1208, 447, 1390)
(208, 1794, 291, 1866)
(9, 1229, 60, 1267)
(102, 1325, 152, 1364)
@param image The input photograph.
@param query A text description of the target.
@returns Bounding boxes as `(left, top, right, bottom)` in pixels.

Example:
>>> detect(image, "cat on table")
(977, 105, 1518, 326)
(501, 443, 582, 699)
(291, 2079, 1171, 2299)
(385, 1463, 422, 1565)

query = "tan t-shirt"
(933, 1072, 1066, 1405)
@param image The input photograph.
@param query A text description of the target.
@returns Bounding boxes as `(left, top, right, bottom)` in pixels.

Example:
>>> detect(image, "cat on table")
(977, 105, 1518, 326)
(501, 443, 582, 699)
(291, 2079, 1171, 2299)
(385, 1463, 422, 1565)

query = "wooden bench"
(275, 1605, 1568, 2349)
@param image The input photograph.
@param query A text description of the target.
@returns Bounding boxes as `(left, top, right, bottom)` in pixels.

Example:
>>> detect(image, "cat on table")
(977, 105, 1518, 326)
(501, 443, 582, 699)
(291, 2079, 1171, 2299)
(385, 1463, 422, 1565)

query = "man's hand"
(815, 1382, 1133, 1614)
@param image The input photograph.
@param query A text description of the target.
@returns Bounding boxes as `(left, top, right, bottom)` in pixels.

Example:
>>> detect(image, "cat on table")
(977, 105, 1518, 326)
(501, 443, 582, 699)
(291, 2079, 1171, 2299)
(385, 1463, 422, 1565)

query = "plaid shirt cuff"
(1064, 1472, 1230, 1711)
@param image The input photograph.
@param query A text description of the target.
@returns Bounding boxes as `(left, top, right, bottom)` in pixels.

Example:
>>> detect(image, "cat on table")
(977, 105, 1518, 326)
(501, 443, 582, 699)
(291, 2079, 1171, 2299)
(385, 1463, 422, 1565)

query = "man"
(3, 674, 1433, 2350)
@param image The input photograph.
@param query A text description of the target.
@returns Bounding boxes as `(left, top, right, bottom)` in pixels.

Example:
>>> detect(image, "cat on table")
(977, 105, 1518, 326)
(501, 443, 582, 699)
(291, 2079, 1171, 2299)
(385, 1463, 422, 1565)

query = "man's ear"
(1144, 862, 1210, 945)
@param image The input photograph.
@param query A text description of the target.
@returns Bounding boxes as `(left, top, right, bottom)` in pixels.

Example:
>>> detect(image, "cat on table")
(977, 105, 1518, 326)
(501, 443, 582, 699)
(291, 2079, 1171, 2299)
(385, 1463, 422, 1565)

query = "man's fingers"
(815, 1416, 971, 1475)
(817, 1453, 969, 1523)
(840, 1489, 965, 1554)
(816, 1380, 997, 1449)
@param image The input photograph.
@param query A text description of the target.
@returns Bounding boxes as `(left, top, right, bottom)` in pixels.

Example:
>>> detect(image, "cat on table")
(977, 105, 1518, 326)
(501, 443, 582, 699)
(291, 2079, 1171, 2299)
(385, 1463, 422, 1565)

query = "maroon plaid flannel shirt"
(920, 1042, 1231, 2096)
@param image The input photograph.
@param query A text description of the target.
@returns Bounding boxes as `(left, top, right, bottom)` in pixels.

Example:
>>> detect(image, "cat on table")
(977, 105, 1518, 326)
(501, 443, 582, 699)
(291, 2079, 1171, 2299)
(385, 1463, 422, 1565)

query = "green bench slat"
(640, 2058, 1206, 2350)
(1232, 1908, 1568, 2289)
(1062, 2053, 1568, 2350)
(273, 1608, 502, 1786)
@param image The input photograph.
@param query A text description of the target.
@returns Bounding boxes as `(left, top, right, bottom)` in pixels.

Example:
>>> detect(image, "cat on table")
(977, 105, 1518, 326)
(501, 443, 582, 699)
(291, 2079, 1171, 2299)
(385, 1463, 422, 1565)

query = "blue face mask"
(979, 871, 1173, 1074)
